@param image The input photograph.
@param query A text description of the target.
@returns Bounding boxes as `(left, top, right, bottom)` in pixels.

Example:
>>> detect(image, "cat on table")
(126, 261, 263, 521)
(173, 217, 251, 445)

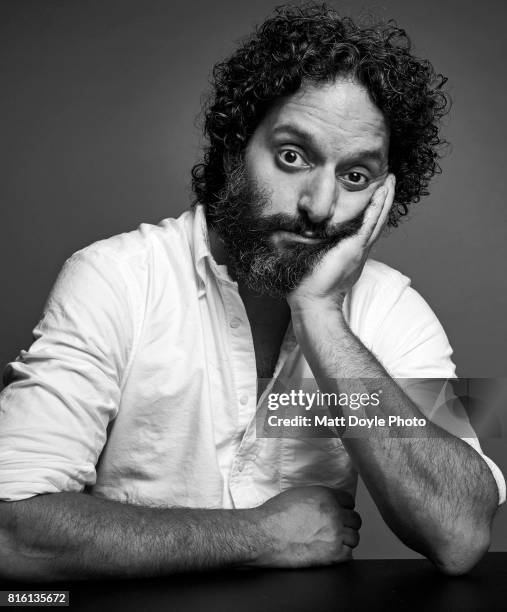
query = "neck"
(208, 227, 229, 266)
(238, 283, 291, 324)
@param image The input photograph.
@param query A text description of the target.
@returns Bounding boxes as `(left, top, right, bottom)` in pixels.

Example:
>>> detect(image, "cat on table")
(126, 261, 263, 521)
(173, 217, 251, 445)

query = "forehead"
(256, 78, 389, 155)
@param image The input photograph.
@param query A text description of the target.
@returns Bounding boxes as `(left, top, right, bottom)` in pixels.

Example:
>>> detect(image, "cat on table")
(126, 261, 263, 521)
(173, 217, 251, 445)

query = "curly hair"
(191, 2, 450, 226)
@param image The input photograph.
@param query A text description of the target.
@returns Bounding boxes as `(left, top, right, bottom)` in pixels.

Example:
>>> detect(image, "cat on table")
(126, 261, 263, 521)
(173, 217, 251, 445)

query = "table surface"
(1, 553, 506, 611)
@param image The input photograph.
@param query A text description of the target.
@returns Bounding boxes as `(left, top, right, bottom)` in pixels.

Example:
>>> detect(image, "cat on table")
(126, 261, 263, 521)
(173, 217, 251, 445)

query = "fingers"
(342, 508, 362, 530)
(332, 489, 355, 509)
(356, 178, 389, 242)
(342, 527, 360, 549)
(358, 173, 396, 246)
(340, 544, 354, 560)
(368, 173, 396, 246)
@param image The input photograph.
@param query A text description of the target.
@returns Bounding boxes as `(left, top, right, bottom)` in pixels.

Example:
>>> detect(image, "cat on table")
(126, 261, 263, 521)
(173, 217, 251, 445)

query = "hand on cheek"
(288, 173, 396, 312)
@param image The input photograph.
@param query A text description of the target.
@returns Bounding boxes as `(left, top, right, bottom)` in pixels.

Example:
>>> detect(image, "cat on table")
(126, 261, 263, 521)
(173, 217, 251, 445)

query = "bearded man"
(0, 4, 504, 580)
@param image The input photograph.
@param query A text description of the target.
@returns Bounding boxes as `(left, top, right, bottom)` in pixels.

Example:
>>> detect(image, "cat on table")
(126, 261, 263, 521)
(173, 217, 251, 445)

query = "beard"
(204, 162, 366, 298)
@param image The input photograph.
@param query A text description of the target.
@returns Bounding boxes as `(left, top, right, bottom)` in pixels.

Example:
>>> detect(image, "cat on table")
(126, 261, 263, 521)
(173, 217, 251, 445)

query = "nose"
(297, 168, 337, 225)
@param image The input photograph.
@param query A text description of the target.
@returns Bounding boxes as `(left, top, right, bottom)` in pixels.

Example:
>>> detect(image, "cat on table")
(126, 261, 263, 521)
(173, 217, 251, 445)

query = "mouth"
(272, 230, 326, 245)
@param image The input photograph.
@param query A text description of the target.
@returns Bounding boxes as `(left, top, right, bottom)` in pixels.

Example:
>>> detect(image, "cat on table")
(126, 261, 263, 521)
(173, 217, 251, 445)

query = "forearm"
(0, 492, 262, 581)
(344, 435, 497, 572)
(292, 305, 498, 572)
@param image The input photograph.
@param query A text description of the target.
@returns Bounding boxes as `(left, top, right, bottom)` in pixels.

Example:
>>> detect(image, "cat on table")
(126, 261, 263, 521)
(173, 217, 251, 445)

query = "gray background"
(1, 0, 506, 557)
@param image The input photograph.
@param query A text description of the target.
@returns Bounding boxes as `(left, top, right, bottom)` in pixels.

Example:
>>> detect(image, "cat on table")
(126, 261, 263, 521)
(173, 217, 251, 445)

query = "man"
(0, 4, 504, 580)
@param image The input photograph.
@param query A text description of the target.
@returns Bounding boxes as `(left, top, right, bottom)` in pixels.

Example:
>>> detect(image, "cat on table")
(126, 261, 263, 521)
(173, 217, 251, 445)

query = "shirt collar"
(189, 204, 209, 297)
(191, 204, 236, 297)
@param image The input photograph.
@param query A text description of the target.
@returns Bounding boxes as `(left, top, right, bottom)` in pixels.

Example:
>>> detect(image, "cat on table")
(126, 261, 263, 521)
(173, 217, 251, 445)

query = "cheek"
(333, 187, 375, 223)
(245, 157, 298, 213)
(245, 138, 276, 185)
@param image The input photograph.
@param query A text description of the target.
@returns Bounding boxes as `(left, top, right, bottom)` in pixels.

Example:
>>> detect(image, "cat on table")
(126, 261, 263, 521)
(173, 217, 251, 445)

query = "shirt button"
(230, 318, 241, 329)
(240, 394, 248, 405)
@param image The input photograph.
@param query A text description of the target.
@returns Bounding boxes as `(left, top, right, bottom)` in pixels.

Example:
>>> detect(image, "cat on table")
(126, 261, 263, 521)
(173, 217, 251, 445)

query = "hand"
(250, 486, 362, 568)
(288, 174, 396, 312)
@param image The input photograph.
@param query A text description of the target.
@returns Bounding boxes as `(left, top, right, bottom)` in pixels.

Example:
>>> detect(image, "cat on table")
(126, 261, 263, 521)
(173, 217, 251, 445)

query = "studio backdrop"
(1, 0, 506, 557)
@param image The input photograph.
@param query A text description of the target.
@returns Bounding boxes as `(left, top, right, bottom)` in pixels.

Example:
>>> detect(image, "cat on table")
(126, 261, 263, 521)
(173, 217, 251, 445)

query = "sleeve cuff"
(462, 437, 506, 505)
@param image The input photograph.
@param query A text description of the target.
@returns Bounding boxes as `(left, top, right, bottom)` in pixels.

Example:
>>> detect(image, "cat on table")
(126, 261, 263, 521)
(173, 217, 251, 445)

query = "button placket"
(219, 281, 257, 434)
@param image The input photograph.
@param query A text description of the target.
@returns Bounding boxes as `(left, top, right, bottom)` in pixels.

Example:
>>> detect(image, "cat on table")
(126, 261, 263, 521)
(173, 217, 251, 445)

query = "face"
(207, 77, 390, 297)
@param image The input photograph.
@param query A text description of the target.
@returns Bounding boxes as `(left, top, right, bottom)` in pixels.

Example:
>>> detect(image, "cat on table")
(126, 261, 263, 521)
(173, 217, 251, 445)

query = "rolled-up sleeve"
(0, 248, 135, 501)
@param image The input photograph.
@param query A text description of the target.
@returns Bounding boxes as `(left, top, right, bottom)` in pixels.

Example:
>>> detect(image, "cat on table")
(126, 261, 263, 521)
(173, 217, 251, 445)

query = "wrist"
(290, 298, 347, 329)
(240, 506, 273, 568)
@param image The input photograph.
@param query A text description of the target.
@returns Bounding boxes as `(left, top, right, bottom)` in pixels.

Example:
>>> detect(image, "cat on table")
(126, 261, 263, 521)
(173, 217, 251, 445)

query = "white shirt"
(0, 205, 505, 506)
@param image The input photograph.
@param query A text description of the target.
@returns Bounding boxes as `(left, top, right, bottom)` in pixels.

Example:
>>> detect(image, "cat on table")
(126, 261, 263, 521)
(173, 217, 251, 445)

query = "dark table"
(1, 554, 506, 611)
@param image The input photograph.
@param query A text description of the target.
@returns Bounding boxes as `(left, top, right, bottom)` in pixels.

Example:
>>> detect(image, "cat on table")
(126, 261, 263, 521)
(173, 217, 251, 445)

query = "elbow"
(432, 546, 488, 577)
(430, 522, 491, 576)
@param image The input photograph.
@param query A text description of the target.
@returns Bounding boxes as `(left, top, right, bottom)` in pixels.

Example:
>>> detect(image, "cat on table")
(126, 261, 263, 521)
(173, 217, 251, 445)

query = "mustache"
(246, 211, 366, 243)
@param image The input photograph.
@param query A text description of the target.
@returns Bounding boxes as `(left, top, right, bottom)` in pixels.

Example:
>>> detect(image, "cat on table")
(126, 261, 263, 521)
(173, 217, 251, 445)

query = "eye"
(277, 148, 309, 168)
(341, 171, 369, 189)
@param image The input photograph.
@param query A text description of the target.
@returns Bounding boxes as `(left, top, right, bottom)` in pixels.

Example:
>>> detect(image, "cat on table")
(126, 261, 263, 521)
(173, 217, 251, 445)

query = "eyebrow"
(271, 123, 387, 165)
